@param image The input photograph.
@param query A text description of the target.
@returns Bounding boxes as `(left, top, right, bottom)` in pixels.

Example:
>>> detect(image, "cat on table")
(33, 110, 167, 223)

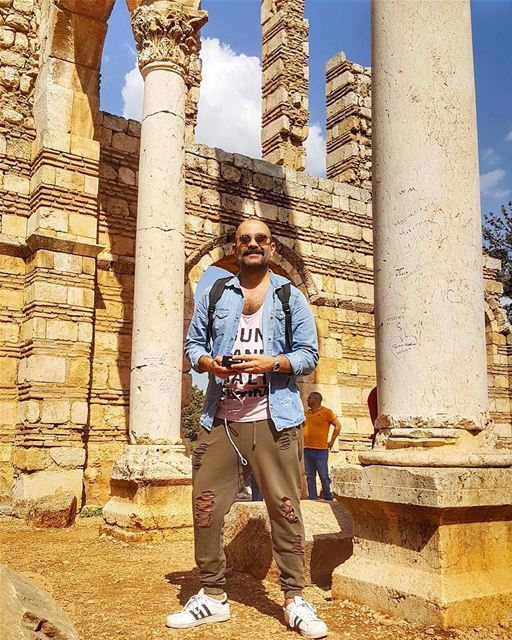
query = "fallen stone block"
(0, 564, 79, 640)
(27, 492, 77, 528)
(224, 500, 352, 587)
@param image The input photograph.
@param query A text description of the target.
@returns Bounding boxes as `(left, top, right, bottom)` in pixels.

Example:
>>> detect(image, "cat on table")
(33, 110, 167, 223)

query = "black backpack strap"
(276, 283, 292, 349)
(206, 276, 232, 346)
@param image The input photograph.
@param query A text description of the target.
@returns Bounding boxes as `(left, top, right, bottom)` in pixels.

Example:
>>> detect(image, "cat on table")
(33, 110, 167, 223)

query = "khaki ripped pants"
(192, 418, 305, 599)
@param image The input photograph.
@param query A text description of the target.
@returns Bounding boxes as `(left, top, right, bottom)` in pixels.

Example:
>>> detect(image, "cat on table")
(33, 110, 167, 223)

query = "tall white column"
(365, 0, 496, 463)
(130, 62, 186, 444)
(102, 0, 207, 541)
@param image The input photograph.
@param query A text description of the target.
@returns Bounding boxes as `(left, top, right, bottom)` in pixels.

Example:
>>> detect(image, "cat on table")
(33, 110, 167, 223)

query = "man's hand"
(199, 355, 233, 379)
(230, 354, 275, 375)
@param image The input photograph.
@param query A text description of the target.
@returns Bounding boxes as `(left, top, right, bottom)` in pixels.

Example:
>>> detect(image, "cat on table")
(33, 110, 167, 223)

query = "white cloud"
(121, 64, 143, 120)
(480, 168, 506, 196)
(481, 147, 502, 168)
(494, 189, 512, 200)
(506, 130, 512, 142)
(120, 37, 326, 176)
(305, 123, 326, 177)
(196, 38, 262, 158)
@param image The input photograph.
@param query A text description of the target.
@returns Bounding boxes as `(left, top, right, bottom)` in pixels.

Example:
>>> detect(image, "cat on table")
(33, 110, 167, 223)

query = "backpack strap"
(276, 283, 292, 349)
(206, 276, 232, 347)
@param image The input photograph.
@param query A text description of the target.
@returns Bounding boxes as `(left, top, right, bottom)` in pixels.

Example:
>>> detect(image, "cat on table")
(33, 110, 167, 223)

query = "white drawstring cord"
(224, 418, 248, 465)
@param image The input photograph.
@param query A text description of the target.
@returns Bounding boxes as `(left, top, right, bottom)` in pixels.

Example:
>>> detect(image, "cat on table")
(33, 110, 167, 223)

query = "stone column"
(331, 0, 512, 626)
(102, 0, 207, 542)
(364, 0, 504, 464)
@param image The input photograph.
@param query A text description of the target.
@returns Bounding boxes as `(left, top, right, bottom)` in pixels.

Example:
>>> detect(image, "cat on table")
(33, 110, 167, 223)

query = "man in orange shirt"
(303, 392, 341, 501)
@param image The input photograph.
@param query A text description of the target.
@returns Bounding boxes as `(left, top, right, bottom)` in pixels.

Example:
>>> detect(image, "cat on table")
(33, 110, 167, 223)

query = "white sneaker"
(284, 596, 328, 639)
(166, 588, 230, 629)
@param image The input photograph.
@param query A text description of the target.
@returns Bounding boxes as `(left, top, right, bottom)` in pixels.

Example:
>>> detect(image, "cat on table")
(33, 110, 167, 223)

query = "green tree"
(182, 384, 205, 442)
(483, 201, 512, 322)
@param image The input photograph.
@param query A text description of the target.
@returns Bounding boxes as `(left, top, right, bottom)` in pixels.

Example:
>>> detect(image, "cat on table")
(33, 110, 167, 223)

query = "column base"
(359, 448, 512, 467)
(101, 444, 193, 543)
(331, 464, 512, 628)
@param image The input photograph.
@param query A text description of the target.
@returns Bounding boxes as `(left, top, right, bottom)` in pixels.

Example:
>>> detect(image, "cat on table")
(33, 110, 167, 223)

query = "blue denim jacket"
(185, 272, 319, 431)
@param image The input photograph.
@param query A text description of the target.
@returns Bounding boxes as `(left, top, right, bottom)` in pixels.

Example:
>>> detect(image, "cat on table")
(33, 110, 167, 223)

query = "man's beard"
(238, 249, 271, 270)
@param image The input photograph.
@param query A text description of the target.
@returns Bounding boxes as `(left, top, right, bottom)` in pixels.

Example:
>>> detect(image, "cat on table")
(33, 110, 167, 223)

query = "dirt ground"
(0, 515, 509, 640)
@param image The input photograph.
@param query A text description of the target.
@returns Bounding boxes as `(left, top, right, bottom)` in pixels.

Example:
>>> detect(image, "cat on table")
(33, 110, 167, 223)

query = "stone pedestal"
(223, 500, 352, 587)
(101, 445, 193, 542)
(331, 465, 512, 627)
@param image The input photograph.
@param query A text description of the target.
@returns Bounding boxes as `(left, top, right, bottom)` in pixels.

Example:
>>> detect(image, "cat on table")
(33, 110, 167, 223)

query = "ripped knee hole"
(195, 490, 215, 527)
(279, 496, 298, 523)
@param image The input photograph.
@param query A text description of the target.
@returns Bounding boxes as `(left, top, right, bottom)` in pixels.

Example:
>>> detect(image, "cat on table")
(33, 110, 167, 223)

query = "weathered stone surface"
(224, 500, 352, 586)
(109, 444, 192, 482)
(102, 445, 192, 542)
(331, 464, 512, 627)
(12, 470, 83, 509)
(0, 564, 79, 640)
(26, 492, 77, 528)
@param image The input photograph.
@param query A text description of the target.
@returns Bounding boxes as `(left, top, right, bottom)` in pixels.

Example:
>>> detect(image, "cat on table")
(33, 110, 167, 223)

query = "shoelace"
(183, 594, 209, 614)
(291, 599, 318, 623)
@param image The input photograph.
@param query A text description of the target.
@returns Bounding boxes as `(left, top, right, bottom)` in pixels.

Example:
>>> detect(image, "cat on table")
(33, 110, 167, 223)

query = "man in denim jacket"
(166, 218, 328, 639)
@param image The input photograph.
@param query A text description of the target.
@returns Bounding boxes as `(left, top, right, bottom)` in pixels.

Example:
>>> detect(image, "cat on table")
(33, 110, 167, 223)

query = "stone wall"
(0, 0, 39, 503)
(484, 256, 512, 442)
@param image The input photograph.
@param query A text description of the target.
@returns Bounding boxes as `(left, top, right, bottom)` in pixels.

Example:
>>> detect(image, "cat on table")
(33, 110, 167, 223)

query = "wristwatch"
(272, 355, 281, 372)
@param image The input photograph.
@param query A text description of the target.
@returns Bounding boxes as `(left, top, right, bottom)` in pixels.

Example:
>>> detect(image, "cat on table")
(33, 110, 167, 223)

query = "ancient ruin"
(0, 0, 511, 629)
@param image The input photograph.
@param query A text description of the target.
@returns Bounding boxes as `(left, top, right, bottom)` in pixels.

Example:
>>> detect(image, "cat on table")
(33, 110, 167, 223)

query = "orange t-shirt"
(303, 406, 337, 449)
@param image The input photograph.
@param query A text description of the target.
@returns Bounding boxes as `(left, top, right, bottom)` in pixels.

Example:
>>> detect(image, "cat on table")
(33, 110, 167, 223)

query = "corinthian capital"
(131, 1, 207, 75)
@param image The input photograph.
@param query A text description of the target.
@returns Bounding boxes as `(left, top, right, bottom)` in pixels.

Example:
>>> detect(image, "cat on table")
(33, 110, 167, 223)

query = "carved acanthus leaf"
(131, 2, 207, 75)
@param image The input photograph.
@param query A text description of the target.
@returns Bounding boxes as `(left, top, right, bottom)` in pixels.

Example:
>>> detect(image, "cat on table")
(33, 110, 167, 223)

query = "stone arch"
(184, 234, 318, 299)
(33, 1, 116, 145)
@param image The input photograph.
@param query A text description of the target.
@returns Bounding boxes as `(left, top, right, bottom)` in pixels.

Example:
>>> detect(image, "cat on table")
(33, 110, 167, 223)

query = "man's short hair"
(310, 392, 322, 402)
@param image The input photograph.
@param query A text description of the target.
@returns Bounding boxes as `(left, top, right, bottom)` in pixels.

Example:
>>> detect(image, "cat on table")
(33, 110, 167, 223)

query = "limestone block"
(26, 355, 66, 384)
(46, 319, 78, 342)
(83, 442, 125, 506)
(0, 357, 17, 385)
(3, 173, 30, 195)
(27, 492, 77, 528)
(71, 401, 88, 424)
(12, 469, 83, 507)
(68, 213, 96, 239)
(49, 447, 85, 469)
(13, 448, 49, 472)
(0, 565, 79, 640)
(224, 500, 352, 586)
(1, 214, 26, 237)
(331, 464, 512, 627)
(68, 358, 90, 386)
(53, 253, 82, 273)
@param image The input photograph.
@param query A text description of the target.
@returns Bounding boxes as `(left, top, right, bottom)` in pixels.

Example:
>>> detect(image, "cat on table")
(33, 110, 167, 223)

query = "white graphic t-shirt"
(215, 305, 270, 422)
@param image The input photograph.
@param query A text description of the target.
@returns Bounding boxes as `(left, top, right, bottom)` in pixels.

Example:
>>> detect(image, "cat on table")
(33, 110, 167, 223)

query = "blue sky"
(101, 0, 511, 217)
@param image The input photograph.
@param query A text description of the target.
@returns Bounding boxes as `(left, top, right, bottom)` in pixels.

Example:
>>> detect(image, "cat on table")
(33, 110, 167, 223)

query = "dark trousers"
(192, 418, 305, 598)
(304, 448, 332, 500)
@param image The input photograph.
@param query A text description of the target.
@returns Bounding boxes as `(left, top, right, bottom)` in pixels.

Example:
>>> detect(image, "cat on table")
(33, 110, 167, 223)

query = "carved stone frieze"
(131, 1, 207, 75)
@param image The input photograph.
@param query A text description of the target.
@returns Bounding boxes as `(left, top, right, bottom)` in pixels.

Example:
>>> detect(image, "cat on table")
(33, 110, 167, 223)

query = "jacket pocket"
(213, 308, 229, 335)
